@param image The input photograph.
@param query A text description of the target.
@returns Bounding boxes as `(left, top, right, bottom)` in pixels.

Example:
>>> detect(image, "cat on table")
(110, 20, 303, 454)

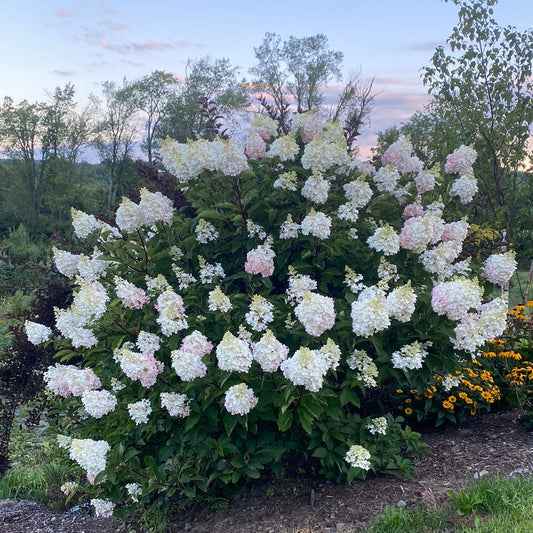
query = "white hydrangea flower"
(343, 179, 373, 207)
(273, 170, 299, 191)
(52, 247, 80, 279)
(367, 224, 400, 256)
(81, 389, 117, 419)
(160, 392, 191, 417)
(91, 498, 115, 518)
(268, 134, 300, 161)
(431, 277, 483, 321)
(71, 208, 101, 239)
(208, 286, 232, 312)
(345, 444, 371, 470)
(171, 349, 207, 381)
(69, 438, 110, 477)
(294, 291, 336, 337)
(280, 347, 329, 392)
(245, 295, 274, 332)
(391, 341, 429, 370)
(386, 283, 417, 322)
(482, 251, 517, 287)
(346, 349, 379, 388)
(125, 482, 142, 503)
(216, 331, 253, 372)
(373, 165, 400, 194)
(224, 383, 258, 415)
(128, 399, 152, 425)
(300, 209, 332, 239)
(198, 256, 226, 284)
(252, 329, 290, 372)
(195, 218, 219, 244)
(139, 188, 174, 226)
(279, 213, 300, 239)
(286, 268, 317, 305)
(449, 174, 478, 204)
(301, 171, 330, 204)
(367, 416, 388, 435)
(351, 286, 391, 337)
(115, 197, 144, 233)
(24, 320, 52, 345)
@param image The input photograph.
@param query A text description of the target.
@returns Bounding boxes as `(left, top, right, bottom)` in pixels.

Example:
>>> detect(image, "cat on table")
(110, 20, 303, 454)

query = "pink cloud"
(131, 40, 174, 52)
(55, 8, 73, 17)
(52, 70, 74, 76)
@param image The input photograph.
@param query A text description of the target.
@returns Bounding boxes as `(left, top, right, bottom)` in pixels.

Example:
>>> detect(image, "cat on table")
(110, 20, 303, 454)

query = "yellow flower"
(404, 398, 412, 404)
(458, 392, 468, 401)
(481, 391, 493, 402)
(396, 389, 404, 394)
(442, 400, 454, 410)
(404, 407, 413, 415)
(448, 395, 457, 403)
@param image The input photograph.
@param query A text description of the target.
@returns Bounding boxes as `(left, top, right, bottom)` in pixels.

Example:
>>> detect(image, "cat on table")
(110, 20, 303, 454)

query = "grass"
(366, 475, 533, 532)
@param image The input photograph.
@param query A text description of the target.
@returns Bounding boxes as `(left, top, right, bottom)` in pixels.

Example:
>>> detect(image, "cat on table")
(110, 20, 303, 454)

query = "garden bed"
(1, 408, 531, 532)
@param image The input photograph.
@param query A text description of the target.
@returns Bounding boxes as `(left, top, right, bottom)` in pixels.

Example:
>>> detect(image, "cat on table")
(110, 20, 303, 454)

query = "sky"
(1, 0, 532, 154)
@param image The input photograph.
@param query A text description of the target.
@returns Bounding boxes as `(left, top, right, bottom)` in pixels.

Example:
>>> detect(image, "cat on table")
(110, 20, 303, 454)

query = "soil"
(1, 409, 532, 533)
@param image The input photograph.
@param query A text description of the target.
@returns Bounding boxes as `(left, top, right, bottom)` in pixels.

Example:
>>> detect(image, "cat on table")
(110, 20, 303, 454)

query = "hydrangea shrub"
(28, 117, 516, 517)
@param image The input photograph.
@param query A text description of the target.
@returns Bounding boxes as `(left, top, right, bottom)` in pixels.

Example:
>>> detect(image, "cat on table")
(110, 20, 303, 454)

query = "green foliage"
(447, 488, 482, 516)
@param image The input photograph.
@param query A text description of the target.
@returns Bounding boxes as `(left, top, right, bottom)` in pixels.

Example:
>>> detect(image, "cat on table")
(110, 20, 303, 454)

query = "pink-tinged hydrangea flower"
(113, 343, 164, 387)
(386, 283, 417, 322)
(301, 121, 349, 171)
(292, 110, 323, 143)
(245, 295, 274, 332)
(273, 170, 298, 190)
(81, 389, 117, 419)
(351, 286, 391, 337)
(44, 364, 101, 397)
(441, 219, 469, 243)
(279, 214, 300, 239)
(244, 238, 275, 277)
(208, 285, 232, 312)
(399, 212, 446, 253)
(114, 276, 149, 310)
(267, 134, 300, 161)
(195, 218, 219, 243)
(300, 209, 331, 239)
(115, 196, 144, 233)
(301, 171, 330, 204)
(52, 247, 80, 279)
(24, 320, 52, 345)
(352, 158, 376, 175)
(216, 331, 253, 372)
(381, 136, 423, 174)
(414, 169, 436, 194)
(450, 174, 478, 204)
(69, 438, 110, 477)
(171, 331, 212, 381)
(482, 251, 517, 287)
(431, 277, 483, 321)
(444, 145, 477, 175)
(452, 297, 508, 353)
(372, 165, 401, 194)
(252, 329, 289, 372)
(280, 346, 329, 392)
(391, 341, 429, 370)
(139, 188, 174, 226)
(128, 399, 152, 425)
(218, 139, 249, 176)
(251, 114, 279, 140)
(294, 291, 336, 337)
(90, 499, 115, 518)
(345, 444, 371, 470)
(136, 331, 161, 355)
(71, 208, 101, 239)
(224, 383, 258, 415)
(366, 224, 400, 256)
(160, 392, 191, 417)
(245, 129, 268, 159)
(155, 288, 188, 336)
(403, 198, 425, 219)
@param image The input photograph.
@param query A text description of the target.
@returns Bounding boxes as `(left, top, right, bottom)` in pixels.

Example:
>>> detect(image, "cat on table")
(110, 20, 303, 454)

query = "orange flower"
(404, 407, 413, 415)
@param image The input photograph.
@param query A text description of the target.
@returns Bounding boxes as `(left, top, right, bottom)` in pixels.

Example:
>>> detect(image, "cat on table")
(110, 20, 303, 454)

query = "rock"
(396, 500, 407, 508)
(473, 470, 490, 479)
(509, 468, 527, 478)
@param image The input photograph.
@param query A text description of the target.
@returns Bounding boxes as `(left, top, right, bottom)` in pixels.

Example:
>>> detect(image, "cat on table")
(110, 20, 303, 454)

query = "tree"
(421, 0, 533, 249)
(158, 57, 249, 143)
(130, 71, 178, 165)
(94, 80, 139, 210)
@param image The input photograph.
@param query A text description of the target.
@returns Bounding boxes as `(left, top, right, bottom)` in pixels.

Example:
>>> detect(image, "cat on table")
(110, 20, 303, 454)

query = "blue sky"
(1, 0, 531, 152)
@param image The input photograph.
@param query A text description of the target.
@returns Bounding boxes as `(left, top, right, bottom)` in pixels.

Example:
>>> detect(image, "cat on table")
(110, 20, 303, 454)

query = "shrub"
(28, 122, 515, 518)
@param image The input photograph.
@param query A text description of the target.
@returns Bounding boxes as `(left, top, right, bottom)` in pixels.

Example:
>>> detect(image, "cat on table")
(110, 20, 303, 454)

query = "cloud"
(131, 40, 174, 52)
(176, 39, 205, 49)
(101, 19, 130, 31)
(52, 70, 74, 76)
(55, 8, 73, 17)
